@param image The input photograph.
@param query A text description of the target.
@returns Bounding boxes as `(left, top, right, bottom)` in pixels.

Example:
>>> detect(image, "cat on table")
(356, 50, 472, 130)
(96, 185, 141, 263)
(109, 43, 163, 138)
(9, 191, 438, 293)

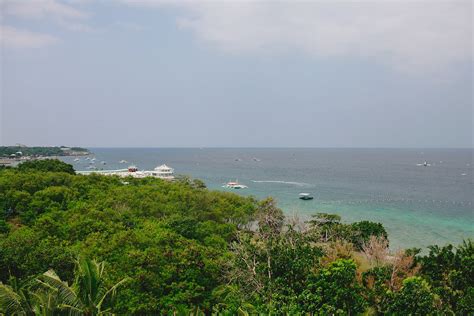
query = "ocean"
(60, 148, 473, 250)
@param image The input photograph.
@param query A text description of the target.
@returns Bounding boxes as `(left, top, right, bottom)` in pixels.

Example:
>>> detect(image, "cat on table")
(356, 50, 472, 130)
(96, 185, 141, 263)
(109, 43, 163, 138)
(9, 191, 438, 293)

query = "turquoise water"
(61, 148, 473, 250)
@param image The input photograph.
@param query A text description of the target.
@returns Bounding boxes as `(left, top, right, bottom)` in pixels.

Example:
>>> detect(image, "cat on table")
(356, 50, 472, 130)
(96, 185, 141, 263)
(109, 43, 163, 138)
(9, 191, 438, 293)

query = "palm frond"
(37, 269, 83, 310)
(0, 282, 27, 315)
(95, 277, 130, 312)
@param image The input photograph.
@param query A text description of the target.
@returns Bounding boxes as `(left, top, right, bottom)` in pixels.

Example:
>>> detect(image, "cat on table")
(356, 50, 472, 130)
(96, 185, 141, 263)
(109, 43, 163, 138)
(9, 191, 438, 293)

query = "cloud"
(3, 0, 88, 20)
(114, 21, 146, 32)
(2, 0, 92, 36)
(121, 0, 472, 72)
(0, 25, 58, 48)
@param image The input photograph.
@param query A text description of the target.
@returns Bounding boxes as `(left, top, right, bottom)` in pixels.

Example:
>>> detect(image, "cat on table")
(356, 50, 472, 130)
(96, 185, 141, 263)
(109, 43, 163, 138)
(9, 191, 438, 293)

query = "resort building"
(148, 164, 174, 179)
(79, 164, 175, 180)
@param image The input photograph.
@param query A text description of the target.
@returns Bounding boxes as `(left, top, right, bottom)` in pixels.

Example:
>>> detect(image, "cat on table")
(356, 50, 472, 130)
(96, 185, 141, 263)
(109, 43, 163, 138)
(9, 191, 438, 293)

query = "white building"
(78, 164, 175, 180)
(147, 164, 174, 179)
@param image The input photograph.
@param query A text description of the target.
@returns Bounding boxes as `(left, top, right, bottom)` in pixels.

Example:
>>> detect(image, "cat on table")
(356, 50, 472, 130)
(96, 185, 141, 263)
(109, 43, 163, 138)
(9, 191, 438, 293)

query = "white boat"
(299, 193, 314, 200)
(223, 180, 248, 189)
(119, 160, 128, 164)
(74, 158, 80, 162)
(417, 161, 431, 167)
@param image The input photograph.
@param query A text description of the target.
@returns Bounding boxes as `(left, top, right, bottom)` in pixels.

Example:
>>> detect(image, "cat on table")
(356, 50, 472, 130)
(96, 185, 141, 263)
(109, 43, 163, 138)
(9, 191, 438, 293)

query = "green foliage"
(362, 265, 393, 314)
(17, 159, 76, 174)
(384, 276, 438, 315)
(301, 259, 366, 314)
(350, 220, 388, 250)
(308, 213, 387, 250)
(0, 257, 127, 315)
(0, 277, 35, 315)
(418, 239, 474, 314)
(0, 166, 471, 314)
(0, 146, 89, 157)
(0, 219, 9, 234)
(0, 167, 257, 313)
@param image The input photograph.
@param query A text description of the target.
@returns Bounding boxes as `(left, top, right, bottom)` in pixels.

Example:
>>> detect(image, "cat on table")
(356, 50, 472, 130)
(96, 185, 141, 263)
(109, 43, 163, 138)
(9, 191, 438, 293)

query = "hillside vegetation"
(0, 160, 472, 315)
(0, 146, 89, 157)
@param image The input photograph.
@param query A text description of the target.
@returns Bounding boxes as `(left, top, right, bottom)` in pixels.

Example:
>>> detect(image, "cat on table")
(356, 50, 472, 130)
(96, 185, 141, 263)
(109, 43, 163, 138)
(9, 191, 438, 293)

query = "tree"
(18, 159, 75, 174)
(418, 239, 474, 314)
(0, 257, 129, 315)
(350, 221, 388, 250)
(36, 258, 128, 315)
(385, 277, 438, 315)
(301, 259, 366, 314)
(307, 213, 344, 242)
(362, 235, 389, 267)
(0, 277, 36, 315)
(255, 198, 284, 239)
(0, 220, 9, 234)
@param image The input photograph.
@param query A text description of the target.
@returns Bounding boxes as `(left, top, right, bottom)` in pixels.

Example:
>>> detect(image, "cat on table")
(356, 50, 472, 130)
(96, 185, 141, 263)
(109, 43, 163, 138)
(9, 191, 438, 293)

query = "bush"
(385, 277, 438, 315)
(17, 159, 75, 174)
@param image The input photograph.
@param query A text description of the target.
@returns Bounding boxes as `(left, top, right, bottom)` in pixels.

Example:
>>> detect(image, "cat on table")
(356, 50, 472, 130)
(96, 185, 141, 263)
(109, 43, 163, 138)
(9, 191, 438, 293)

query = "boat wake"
(251, 180, 311, 187)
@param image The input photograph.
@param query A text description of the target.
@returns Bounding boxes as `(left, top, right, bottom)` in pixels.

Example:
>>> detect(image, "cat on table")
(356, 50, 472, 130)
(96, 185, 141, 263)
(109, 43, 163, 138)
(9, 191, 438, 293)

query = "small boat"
(223, 180, 248, 189)
(299, 193, 314, 200)
(417, 161, 431, 167)
(74, 158, 80, 162)
(253, 157, 261, 162)
(119, 160, 128, 164)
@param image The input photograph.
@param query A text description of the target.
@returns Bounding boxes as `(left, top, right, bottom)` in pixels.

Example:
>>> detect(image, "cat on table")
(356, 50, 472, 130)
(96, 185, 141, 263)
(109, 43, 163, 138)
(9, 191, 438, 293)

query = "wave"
(251, 180, 311, 187)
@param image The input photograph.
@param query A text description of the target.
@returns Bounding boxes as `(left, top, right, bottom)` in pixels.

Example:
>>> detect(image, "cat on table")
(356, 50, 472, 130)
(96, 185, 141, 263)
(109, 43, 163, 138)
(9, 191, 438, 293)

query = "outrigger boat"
(223, 180, 248, 189)
(299, 193, 314, 200)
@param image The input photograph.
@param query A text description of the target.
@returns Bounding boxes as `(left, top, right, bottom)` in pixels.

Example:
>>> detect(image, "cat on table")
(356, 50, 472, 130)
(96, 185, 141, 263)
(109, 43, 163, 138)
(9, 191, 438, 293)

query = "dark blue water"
(61, 148, 473, 249)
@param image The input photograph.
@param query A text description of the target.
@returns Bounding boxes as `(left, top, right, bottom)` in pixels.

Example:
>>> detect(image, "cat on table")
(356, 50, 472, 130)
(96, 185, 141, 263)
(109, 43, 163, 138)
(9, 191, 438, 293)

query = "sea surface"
(60, 148, 473, 250)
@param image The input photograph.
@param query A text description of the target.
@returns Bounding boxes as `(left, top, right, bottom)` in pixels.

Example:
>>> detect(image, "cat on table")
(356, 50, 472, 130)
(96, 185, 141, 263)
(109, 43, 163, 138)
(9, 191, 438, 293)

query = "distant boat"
(417, 161, 431, 167)
(299, 193, 314, 200)
(74, 158, 80, 162)
(253, 157, 261, 162)
(119, 160, 128, 164)
(223, 180, 248, 189)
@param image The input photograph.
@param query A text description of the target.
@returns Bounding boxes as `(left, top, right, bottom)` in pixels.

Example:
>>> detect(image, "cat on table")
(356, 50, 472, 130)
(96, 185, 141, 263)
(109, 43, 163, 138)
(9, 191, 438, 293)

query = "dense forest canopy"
(0, 160, 472, 315)
(0, 146, 89, 157)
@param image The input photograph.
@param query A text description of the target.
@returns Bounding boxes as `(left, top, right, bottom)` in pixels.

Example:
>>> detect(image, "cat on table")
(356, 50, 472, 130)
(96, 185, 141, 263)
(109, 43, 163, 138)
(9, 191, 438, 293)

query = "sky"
(0, 0, 472, 148)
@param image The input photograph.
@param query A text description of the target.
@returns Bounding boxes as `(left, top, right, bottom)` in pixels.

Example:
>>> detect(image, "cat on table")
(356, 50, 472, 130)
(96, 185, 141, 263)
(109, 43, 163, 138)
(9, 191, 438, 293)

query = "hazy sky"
(1, 0, 472, 147)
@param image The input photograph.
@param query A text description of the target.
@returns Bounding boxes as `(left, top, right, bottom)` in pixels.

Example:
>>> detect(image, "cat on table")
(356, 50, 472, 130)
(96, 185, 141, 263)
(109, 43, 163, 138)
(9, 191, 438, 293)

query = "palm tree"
(0, 277, 36, 315)
(0, 257, 128, 316)
(37, 258, 129, 315)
